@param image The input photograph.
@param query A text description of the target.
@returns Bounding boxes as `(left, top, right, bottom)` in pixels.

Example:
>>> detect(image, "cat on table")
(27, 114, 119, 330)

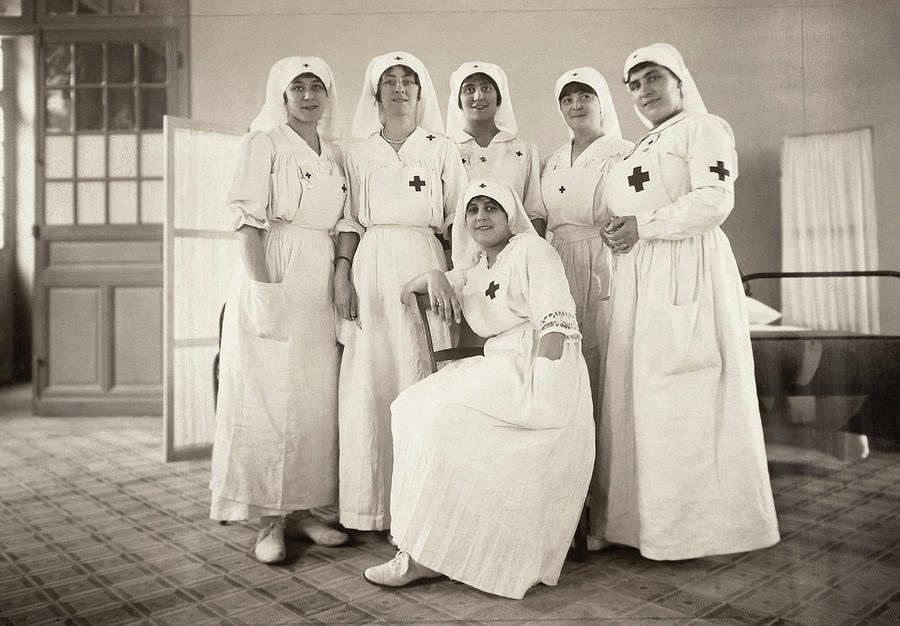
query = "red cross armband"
(688, 116, 738, 190)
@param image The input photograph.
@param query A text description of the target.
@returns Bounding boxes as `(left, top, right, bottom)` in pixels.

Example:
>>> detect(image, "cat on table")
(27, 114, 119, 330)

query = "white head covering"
(451, 178, 537, 270)
(446, 61, 517, 139)
(623, 43, 707, 128)
(249, 56, 340, 137)
(554, 67, 622, 139)
(351, 51, 443, 139)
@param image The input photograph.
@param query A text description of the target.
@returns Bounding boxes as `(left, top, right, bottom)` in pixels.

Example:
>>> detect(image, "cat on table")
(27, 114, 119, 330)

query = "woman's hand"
(425, 271, 461, 324)
(401, 270, 461, 324)
(604, 215, 639, 253)
(333, 272, 359, 326)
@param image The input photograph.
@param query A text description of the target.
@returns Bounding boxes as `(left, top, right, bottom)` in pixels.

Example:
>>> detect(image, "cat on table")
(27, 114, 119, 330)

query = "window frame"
(35, 11, 188, 228)
(0, 0, 36, 32)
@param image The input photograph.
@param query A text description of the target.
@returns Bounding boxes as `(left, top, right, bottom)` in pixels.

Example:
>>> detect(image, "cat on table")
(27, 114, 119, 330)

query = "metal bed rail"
(742, 270, 900, 297)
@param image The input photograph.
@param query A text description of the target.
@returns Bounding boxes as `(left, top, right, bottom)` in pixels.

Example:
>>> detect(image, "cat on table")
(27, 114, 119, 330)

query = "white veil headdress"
(553, 67, 622, 139)
(451, 178, 537, 270)
(446, 61, 517, 140)
(249, 56, 340, 138)
(351, 50, 443, 139)
(623, 43, 707, 129)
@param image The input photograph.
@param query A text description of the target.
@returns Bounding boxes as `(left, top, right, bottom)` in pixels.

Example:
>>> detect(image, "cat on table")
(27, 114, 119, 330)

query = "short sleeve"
(226, 131, 274, 231)
(441, 140, 468, 230)
(445, 267, 467, 300)
(518, 237, 581, 340)
(522, 143, 548, 221)
(335, 147, 365, 236)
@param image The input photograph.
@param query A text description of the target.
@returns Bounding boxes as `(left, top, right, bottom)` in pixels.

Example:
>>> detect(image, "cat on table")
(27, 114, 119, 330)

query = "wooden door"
(163, 116, 241, 461)
(33, 30, 184, 415)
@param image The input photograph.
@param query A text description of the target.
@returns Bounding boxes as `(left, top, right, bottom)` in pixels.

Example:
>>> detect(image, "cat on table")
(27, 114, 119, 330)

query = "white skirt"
(337, 225, 451, 531)
(596, 228, 780, 559)
(551, 229, 612, 404)
(210, 224, 339, 520)
(389, 329, 594, 599)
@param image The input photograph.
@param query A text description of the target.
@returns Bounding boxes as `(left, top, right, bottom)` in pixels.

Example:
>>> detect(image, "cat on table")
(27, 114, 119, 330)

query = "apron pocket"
(654, 299, 721, 376)
(241, 280, 289, 341)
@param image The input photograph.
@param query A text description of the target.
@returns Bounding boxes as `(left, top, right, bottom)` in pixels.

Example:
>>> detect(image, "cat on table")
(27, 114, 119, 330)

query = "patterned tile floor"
(1, 383, 899, 625)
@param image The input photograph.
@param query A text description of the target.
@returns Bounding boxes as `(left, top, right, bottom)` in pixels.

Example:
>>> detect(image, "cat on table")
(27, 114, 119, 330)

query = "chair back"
(414, 293, 484, 373)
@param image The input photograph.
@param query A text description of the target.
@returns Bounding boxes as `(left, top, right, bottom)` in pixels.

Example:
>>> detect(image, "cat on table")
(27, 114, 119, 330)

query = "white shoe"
(285, 511, 349, 547)
(363, 551, 442, 588)
(254, 516, 286, 564)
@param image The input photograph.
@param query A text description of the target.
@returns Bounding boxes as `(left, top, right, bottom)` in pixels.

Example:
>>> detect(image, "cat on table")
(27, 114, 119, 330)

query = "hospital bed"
(742, 270, 900, 445)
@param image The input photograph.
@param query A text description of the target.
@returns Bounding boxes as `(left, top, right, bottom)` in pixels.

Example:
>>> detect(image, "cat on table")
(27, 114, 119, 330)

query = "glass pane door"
(41, 36, 168, 225)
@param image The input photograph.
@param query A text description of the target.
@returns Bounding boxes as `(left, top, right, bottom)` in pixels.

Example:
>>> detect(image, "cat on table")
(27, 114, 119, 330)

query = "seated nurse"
(362, 178, 595, 600)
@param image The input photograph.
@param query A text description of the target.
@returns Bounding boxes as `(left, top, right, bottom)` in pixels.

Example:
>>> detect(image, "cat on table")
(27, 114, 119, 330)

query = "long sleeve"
(592, 138, 633, 224)
(522, 143, 548, 221)
(335, 147, 365, 236)
(226, 131, 274, 231)
(636, 116, 737, 240)
(441, 140, 468, 231)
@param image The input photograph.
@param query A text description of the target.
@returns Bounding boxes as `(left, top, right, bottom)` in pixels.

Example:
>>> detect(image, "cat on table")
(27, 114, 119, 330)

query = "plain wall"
(190, 0, 900, 331)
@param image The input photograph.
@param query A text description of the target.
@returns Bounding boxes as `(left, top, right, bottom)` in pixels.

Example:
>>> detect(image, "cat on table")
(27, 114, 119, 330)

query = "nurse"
(334, 51, 467, 532)
(598, 43, 780, 559)
(541, 67, 632, 409)
(446, 62, 546, 234)
(209, 56, 350, 564)
(363, 178, 594, 599)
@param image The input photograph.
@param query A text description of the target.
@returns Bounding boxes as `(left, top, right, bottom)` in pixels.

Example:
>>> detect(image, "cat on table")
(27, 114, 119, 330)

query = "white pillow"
(745, 296, 782, 325)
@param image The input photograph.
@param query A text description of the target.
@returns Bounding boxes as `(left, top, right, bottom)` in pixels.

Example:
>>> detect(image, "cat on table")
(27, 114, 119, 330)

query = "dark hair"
(457, 72, 502, 109)
(283, 72, 328, 102)
(374, 64, 421, 103)
(624, 62, 681, 86)
(466, 194, 507, 216)
(558, 81, 597, 101)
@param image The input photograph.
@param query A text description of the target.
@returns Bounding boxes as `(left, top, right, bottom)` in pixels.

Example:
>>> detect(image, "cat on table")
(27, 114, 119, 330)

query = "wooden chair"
(413, 293, 589, 562)
(415, 293, 484, 373)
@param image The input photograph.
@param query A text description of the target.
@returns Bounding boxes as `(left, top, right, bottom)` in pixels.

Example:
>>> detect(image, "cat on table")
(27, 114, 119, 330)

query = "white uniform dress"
(390, 234, 594, 599)
(453, 130, 545, 222)
(210, 125, 347, 519)
(541, 135, 632, 399)
(598, 110, 779, 559)
(338, 127, 466, 530)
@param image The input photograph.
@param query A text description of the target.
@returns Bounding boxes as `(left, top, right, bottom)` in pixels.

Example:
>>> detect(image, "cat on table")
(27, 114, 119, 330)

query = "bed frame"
(741, 270, 900, 441)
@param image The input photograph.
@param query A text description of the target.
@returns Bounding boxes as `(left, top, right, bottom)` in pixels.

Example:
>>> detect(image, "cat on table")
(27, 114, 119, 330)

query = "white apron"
(597, 119, 779, 559)
(541, 166, 612, 403)
(455, 135, 545, 222)
(210, 169, 346, 518)
(338, 159, 451, 531)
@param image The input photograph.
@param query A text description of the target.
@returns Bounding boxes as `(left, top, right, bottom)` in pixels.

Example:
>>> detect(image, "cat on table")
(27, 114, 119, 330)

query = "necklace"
(381, 128, 411, 145)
